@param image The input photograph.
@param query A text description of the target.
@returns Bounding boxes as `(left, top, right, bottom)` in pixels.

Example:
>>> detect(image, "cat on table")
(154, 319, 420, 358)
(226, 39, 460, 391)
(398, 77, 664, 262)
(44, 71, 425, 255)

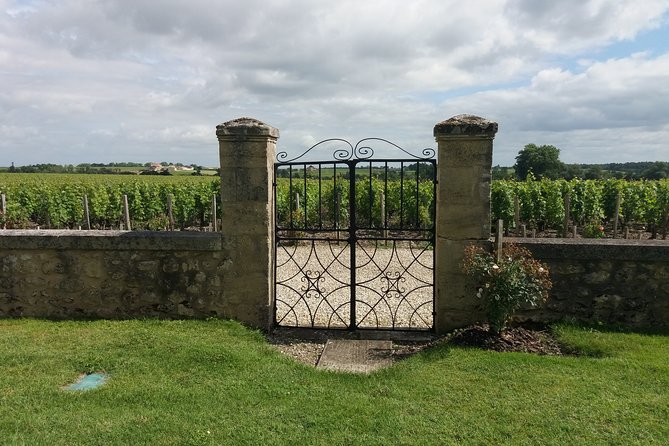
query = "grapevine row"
(1, 174, 668, 237)
(492, 177, 669, 237)
(274, 177, 434, 230)
(0, 174, 219, 230)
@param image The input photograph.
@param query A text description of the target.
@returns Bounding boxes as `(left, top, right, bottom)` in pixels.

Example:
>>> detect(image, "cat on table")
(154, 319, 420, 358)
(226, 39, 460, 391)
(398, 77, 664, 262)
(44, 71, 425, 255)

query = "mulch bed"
(448, 324, 567, 355)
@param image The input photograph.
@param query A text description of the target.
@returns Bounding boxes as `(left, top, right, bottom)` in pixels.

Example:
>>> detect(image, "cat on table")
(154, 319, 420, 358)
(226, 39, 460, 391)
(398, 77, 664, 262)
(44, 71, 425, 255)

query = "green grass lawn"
(0, 320, 667, 446)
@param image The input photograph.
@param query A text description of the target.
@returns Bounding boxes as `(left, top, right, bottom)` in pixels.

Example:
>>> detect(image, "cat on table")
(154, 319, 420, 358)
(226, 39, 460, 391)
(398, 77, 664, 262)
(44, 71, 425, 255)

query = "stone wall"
(0, 230, 234, 319)
(2, 115, 667, 332)
(1, 231, 668, 330)
(512, 238, 669, 329)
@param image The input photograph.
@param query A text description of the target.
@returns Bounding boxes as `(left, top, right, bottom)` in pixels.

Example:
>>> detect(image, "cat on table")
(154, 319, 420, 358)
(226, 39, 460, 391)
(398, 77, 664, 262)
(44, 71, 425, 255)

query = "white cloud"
(441, 51, 669, 163)
(0, 0, 668, 165)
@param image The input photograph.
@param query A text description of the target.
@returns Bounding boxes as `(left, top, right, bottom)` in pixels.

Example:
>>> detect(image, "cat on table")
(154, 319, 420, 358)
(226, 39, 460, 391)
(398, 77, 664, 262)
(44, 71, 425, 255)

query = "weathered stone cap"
(216, 117, 279, 138)
(434, 114, 498, 137)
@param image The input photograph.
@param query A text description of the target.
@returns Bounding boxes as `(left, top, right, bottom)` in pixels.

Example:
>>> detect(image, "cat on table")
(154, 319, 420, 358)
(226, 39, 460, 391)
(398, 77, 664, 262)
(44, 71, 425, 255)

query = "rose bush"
(462, 244, 552, 334)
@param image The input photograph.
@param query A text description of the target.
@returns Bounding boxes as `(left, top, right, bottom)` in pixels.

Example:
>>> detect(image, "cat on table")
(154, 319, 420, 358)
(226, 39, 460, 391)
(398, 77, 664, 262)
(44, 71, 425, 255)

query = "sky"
(1, 0, 668, 167)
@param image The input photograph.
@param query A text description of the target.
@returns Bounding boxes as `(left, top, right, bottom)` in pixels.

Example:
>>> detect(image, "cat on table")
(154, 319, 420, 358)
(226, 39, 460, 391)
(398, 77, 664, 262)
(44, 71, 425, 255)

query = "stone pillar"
(434, 114, 498, 333)
(216, 117, 278, 330)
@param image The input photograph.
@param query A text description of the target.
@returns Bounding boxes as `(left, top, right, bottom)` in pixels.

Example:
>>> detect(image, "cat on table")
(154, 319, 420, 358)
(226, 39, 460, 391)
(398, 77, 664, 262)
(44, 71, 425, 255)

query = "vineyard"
(493, 177, 669, 238)
(275, 176, 434, 230)
(0, 173, 668, 238)
(0, 174, 219, 230)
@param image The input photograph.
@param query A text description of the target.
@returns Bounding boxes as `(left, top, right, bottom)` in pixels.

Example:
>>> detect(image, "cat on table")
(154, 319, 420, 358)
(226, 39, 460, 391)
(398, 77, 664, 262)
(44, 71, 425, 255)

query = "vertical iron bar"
(333, 164, 337, 229)
(415, 162, 420, 229)
(368, 161, 373, 227)
(303, 164, 307, 229)
(399, 162, 404, 228)
(349, 160, 357, 330)
(273, 240, 278, 325)
(318, 164, 322, 229)
(431, 160, 437, 331)
(273, 165, 278, 230)
(431, 160, 437, 230)
(384, 162, 388, 231)
(272, 164, 279, 327)
(289, 165, 293, 229)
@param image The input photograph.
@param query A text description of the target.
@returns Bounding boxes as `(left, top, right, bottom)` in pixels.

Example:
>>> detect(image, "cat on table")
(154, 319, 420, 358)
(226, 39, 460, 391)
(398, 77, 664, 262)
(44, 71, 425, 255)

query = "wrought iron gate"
(273, 139, 436, 331)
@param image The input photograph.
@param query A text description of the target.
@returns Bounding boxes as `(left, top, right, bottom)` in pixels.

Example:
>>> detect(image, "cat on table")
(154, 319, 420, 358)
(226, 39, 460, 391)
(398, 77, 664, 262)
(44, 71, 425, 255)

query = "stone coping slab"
(508, 237, 669, 262)
(0, 230, 223, 251)
(434, 114, 498, 137)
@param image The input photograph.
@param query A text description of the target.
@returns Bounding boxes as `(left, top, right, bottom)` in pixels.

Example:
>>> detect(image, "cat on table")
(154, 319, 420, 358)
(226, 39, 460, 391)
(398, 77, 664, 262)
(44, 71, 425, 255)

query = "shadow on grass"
(551, 321, 669, 360)
(555, 319, 669, 336)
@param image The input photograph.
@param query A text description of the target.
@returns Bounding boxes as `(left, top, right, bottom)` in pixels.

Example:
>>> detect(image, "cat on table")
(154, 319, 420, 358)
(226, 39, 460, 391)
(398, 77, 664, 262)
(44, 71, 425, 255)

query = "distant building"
(146, 163, 194, 173)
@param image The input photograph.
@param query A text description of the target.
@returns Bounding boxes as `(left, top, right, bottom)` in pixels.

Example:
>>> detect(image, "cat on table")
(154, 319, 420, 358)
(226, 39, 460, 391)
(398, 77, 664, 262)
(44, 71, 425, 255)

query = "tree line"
(4, 162, 209, 175)
(494, 144, 669, 181)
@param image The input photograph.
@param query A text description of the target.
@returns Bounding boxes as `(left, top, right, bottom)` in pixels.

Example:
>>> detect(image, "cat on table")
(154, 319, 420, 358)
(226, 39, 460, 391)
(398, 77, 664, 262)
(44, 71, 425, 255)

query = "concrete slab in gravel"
(316, 339, 393, 373)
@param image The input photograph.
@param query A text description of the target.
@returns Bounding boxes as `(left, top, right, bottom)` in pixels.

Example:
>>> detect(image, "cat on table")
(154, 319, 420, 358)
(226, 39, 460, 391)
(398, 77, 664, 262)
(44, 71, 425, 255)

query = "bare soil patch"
(448, 324, 567, 355)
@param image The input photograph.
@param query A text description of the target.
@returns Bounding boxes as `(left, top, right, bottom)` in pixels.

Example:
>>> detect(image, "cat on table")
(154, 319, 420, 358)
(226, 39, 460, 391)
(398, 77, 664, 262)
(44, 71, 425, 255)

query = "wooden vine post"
(1, 193, 6, 229)
(562, 192, 571, 238)
(167, 195, 175, 231)
(122, 195, 131, 230)
(514, 195, 521, 236)
(612, 193, 621, 239)
(495, 219, 504, 264)
(82, 195, 91, 230)
(211, 194, 218, 232)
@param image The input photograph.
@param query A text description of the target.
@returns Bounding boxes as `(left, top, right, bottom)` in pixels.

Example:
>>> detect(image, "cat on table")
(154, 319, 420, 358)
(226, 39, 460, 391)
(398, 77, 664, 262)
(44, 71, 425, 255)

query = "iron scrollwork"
(301, 270, 325, 299)
(276, 138, 435, 163)
(381, 271, 406, 299)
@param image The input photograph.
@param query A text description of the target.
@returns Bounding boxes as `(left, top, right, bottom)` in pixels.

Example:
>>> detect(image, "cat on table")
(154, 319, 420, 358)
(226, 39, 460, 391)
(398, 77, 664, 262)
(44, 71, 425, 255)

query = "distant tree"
(562, 164, 583, 180)
(492, 165, 515, 180)
(584, 165, 606, 180)
(140, 169, 172, 176)
(406, 162, 435, 180)
(8, 162, 16, 173)
(514, 144, 564, 180)
(641, 162, 669, 179)
(16, 163, 67, 173)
